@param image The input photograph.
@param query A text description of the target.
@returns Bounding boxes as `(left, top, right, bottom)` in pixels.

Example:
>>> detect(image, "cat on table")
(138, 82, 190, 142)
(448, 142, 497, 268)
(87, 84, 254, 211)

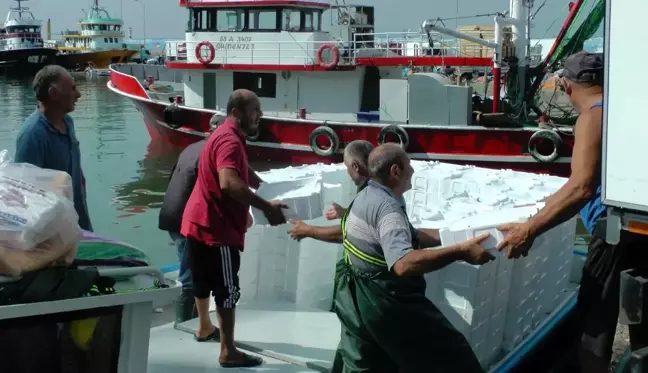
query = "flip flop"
(193, 328, 219, 342)
(219, 352, 263, 368)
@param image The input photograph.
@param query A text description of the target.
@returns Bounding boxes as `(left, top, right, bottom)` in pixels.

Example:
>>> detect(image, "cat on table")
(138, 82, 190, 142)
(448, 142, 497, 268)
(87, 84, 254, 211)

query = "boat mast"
(11, 0, 26, 18)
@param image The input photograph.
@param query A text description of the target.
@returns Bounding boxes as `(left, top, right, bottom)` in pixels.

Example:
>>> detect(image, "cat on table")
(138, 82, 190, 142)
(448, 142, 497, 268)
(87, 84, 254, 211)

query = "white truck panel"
(602, 0, 648, 212)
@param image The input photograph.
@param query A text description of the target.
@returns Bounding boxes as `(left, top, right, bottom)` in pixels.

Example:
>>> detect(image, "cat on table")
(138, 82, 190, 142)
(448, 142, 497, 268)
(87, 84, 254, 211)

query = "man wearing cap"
(496, 51, 648, 372)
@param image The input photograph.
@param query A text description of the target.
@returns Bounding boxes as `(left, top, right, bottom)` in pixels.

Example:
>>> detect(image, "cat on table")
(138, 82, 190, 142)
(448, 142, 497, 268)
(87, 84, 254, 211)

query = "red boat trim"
(107, 74, 573, 135)
(180, 0, 330, 7)
(165, 61, 356, 71)
(355, 56, 493, 67)
(109, 68, 150, 99)
(151, 119, 571, 164)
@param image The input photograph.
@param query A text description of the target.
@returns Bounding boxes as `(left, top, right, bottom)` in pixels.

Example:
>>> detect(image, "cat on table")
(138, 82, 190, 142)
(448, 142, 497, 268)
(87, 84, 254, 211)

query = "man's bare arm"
(417, 228, 441, 248)
(392, 245, 465, 277)
(220, 168, 272, 212)
(526, 108, 602, 236)
(303, 224, 343, 244)
(247, 166, 262, 189)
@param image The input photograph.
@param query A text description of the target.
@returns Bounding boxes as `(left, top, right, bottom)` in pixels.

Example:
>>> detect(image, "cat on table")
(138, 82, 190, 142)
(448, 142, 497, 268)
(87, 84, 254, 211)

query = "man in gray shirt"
(333, 144, 494, 373)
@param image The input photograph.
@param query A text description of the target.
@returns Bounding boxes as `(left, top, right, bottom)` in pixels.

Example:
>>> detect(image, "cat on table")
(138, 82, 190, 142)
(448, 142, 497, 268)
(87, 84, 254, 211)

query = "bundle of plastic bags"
(0, 150, 82, 276)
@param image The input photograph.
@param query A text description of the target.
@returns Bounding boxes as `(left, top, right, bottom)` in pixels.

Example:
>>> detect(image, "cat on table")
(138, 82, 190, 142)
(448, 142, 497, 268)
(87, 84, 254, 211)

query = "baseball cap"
(561, 51, 604, 84)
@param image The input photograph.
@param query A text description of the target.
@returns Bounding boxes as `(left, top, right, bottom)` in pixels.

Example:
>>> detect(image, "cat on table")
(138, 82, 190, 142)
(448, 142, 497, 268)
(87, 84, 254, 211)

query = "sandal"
(219, 352, 263, 368)
(193, 328, 219, 342)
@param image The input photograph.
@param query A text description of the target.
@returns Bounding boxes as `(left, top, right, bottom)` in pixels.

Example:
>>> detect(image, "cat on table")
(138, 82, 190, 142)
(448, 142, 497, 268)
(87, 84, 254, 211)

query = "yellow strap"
(341, 199, 387, 268)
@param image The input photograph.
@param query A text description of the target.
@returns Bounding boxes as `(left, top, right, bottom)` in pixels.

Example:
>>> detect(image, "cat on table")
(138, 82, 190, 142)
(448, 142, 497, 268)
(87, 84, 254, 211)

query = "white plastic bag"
(0, 149, 81, 253)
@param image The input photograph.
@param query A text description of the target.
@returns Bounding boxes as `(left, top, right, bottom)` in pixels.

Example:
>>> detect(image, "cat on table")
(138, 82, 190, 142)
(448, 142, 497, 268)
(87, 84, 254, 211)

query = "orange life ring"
(195, 41, 215, 64)
(315, 43, 339, 69)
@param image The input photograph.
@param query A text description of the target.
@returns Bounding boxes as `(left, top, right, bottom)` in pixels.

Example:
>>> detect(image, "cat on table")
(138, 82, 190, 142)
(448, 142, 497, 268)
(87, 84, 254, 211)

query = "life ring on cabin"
(195, 41, 215, 64)
(316, 43, 340, 70)
(163, 103, 184, 129)
(528, 129, 563, 163)
(309, 126, 340, 157)
(378, 125, 410, 150)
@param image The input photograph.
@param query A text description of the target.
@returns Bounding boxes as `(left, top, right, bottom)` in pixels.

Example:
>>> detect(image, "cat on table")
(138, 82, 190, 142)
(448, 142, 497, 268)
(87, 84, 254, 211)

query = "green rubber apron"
(330, 200, 484, 373)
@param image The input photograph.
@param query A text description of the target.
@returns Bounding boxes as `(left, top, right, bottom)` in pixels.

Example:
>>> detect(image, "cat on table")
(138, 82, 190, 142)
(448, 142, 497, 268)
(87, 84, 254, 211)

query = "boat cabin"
(59, 0, 129, 54)
(0, 0, 44, 53)
(166, 0, 494, 124)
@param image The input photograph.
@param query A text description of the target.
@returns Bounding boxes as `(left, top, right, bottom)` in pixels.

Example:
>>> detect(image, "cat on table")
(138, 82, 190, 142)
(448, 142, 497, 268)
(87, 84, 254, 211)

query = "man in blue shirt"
(495, 52, 648, 373)
(14, 65, 92, 231)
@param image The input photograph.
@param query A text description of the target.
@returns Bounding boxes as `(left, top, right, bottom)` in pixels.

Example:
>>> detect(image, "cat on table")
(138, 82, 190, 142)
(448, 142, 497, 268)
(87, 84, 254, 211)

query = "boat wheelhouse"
(108, 0, 596, 177)
(54, 0, 138, 70)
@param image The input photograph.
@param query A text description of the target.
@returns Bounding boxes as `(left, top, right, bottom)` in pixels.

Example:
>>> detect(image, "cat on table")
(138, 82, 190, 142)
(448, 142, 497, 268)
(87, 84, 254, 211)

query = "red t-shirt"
(181, 119, 249, 248)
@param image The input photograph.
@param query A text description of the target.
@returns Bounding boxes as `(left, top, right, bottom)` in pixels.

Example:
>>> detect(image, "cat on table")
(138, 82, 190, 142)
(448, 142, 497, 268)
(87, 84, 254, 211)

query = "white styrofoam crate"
(252, 176, 323, 225)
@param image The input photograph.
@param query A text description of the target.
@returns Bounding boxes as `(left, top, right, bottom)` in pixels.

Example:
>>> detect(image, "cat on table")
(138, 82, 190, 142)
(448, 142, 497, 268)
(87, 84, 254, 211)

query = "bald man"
(333, 144, 493, 373)
(181, 89, 287, 368)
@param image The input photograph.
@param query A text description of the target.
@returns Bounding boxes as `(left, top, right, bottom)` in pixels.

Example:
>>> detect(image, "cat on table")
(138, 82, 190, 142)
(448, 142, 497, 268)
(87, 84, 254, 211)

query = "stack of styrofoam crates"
(242, 165, 354, 310)
(240, 160, 580, 363)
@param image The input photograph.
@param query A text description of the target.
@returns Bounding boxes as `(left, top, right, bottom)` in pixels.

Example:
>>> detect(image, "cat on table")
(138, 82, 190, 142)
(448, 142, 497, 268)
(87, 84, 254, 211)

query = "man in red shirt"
(181, 89, 287, 368)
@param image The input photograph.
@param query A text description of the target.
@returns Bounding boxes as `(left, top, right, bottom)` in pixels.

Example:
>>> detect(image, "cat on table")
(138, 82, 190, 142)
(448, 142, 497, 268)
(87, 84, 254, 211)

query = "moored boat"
(52, 0, 138, 70)
(108, 0, 602, 177)
(0, 0, 57, 74)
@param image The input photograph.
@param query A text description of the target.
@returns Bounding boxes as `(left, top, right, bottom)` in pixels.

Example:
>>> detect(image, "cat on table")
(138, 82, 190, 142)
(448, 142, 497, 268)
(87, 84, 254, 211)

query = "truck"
(602, 0, 648, 371)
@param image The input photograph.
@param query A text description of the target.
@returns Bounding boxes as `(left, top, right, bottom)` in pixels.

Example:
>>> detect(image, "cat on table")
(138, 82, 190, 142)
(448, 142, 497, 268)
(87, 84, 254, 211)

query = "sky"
(0, 0, 598, 40)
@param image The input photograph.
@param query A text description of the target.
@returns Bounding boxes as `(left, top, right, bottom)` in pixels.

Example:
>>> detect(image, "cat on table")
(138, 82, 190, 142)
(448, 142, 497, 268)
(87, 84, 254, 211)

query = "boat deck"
(169, 300, 338, 372)
(151, 299, 339, 373)
(150, 324, 317, 373)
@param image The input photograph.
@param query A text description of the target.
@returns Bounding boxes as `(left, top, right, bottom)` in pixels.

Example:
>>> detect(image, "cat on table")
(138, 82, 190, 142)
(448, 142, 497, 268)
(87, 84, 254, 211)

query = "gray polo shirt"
(345, 180, 414, 273)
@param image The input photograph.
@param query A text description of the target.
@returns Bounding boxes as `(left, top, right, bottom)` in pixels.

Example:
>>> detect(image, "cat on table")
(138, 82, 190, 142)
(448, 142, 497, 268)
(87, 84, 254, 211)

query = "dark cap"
(562, 51, 603, 84)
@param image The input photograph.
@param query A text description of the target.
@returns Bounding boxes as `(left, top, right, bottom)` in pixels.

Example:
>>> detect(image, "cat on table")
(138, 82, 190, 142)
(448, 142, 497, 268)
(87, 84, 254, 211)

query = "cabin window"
(249, 9, 279, 31)
(303, 10, 321, 31)
(282, 9, 301, 31)
(233, 72, 276, 98)
(191, 8, 214, 31)
(216, 9, 244, 31)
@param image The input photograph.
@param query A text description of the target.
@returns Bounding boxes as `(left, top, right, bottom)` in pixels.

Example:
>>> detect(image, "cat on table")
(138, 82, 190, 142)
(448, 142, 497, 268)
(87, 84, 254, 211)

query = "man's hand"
(325, 203, 346, 220)
(287, 220, 311, 241)
(459, 233, 496, 265)
(496, 222, 536, 259)
(263, 201, 288, 226)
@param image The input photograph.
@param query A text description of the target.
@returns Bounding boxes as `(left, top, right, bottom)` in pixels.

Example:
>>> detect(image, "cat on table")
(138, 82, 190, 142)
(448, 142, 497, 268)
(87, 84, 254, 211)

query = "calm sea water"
(0, 75, 184, 267)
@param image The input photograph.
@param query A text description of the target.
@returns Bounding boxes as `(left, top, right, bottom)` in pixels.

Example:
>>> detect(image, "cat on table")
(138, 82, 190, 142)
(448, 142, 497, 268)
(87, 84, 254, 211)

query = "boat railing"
(165, 39, 358, 66)
(352, 31, 494, 59)
(165, 35, 494, 67)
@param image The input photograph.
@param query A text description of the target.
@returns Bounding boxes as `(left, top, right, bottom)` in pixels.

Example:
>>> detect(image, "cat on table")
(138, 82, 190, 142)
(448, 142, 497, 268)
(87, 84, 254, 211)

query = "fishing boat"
(52, 0, 138, 70)
(0, 0, 57, 73)
(108, 0, 602, 178)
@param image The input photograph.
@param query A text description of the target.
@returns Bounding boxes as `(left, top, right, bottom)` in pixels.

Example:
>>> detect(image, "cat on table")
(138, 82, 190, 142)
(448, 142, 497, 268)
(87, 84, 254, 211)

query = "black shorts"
(577, 230, 648, 360)
(187, 239, 241, 308)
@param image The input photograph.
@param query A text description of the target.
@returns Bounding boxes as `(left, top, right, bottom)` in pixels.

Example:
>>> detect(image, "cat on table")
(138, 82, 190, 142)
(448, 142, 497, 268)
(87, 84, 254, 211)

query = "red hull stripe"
(355, 56, 493, 67)
(179, 0, 329, 8)
(107, 65, 574, 178)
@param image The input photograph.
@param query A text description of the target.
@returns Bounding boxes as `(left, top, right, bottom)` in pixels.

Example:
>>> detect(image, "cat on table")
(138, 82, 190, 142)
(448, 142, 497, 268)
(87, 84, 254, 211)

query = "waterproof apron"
(330, 200, 484, 373)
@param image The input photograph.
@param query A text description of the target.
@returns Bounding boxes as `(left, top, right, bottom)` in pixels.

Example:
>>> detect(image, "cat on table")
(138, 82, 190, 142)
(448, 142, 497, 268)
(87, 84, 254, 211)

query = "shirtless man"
(496, 51, 648, 373)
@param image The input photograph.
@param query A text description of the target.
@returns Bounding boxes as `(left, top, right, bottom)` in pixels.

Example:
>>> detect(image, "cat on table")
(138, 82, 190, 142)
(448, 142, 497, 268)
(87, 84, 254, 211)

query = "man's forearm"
(527, 180, 594, 236)
(247, 167, 263, 189)
(222, 179, 271, 212)
(417, 228, 441, 248)
(305, 224, 343, 244)
(394, 245, 465, 277)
